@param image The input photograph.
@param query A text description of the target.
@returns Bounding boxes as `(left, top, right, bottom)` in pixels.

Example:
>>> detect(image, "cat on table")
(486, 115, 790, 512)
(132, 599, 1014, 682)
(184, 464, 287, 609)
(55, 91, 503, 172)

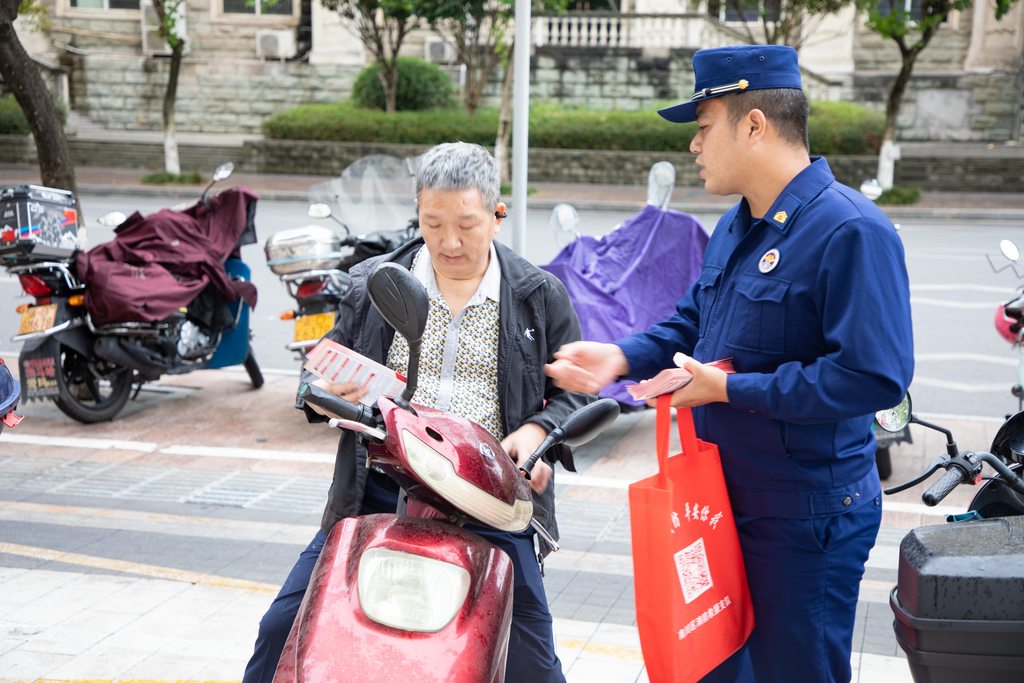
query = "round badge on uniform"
(759, 249, 780, 273)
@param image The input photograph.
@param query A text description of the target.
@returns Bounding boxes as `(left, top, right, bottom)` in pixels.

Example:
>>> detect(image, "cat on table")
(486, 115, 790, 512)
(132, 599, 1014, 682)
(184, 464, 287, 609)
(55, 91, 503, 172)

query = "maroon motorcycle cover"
(77, 187, 259, 325)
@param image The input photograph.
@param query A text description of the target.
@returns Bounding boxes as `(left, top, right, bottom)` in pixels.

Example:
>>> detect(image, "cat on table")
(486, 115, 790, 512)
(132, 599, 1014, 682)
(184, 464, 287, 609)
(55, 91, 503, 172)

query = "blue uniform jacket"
(617, 158, 914, 519)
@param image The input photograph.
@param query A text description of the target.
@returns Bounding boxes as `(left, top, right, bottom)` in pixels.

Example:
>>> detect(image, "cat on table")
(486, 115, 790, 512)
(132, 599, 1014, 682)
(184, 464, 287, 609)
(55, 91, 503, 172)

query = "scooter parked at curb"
(264, 155, 419, 360)
(274, 262, 620, 682)
(3, 162, 264, 423)
(876, 394, 1024, 682)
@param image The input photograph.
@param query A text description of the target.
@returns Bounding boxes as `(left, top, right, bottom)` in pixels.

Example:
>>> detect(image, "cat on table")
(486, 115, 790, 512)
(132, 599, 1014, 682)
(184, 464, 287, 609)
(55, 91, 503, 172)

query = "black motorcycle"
(4, 162, 263, 423)
(876, 394, 1024, 681)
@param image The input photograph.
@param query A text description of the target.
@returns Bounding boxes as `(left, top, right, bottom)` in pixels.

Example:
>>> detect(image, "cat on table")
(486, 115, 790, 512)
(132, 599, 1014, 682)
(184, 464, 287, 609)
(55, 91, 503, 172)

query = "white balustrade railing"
(533, 13, 748, 50)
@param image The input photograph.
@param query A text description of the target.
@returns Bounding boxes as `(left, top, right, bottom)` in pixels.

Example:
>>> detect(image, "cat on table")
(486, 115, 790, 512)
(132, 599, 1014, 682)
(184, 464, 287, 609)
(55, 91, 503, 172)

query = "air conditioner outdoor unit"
(257, 30, 297, 60)
(424, 37, 455, 64)
(140, 0, 190, 57)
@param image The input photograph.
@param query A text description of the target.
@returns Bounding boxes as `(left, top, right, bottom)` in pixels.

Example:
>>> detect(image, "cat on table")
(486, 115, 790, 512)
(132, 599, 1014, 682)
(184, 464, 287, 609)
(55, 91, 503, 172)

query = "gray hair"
(415, 142, 501, 212)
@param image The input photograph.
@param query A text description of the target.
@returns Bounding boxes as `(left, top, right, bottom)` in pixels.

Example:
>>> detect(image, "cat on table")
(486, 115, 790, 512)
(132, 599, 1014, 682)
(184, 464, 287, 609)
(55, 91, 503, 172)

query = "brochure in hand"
(303, 338, 407, 407)
(627, 356, 735, 401)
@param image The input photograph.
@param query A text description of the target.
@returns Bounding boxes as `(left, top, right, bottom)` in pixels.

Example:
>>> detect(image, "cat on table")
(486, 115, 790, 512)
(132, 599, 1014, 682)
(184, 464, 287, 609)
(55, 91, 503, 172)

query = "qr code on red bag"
(674, 537, 713, 604)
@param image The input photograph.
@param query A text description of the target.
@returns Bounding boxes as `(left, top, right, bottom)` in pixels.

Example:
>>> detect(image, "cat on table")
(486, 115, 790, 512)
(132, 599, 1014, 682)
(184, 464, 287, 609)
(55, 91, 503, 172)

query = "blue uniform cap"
(658, 45, 803, 124)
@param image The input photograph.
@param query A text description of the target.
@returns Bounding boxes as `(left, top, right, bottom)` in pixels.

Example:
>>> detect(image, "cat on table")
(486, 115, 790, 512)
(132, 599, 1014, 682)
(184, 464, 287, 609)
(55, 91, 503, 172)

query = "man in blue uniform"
(546, 45, 914, 682)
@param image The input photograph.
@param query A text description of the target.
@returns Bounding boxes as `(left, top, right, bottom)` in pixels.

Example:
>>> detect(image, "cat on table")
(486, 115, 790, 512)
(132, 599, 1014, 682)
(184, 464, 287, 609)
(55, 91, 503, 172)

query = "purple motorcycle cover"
(542, 205, 708, 405)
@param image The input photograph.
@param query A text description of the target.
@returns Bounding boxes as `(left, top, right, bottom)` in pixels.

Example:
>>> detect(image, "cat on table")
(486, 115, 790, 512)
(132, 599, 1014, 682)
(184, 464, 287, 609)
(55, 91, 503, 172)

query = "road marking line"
(915, 352, 1019, 368)
(0, 433, 158, 452)
(0, 501, 319, 545)
(883, 501, 965, 516)
(558, 473, 632, 490)
(0, 542, 281, 595)
(557, 637, 645, 662)
(160, 445, 334, 464)
(0, 433, 335, 464)
(910, 284, 1018, 294)
(912, 377, 1010, 392)
(910, 297, 1004, 310)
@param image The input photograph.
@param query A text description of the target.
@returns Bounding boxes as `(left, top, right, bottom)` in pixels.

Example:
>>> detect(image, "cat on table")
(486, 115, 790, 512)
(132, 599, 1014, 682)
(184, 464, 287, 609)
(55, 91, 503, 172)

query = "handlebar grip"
(923, 467, 966, 507)
(299, 383, 374, 425)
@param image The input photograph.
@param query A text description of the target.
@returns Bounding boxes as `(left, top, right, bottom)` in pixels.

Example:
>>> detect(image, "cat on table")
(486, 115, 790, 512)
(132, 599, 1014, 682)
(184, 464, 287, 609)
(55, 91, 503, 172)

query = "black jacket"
(297, 238, 590, 543)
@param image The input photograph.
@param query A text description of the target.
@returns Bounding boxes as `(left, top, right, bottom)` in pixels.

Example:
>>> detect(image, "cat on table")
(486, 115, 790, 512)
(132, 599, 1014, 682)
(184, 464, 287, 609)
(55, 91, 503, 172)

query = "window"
(69, 0, 140, 9)
(223, 0, 293, 16)
(876, 0, 924, 20)
(707, 0, 782, 23)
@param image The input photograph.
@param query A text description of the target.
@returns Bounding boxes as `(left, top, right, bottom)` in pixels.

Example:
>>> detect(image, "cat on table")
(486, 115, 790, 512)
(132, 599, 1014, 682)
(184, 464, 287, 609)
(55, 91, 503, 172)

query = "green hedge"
(351, 57, 455, 112)
(0, 95, 67, 135)
(262, 100, 883, 156)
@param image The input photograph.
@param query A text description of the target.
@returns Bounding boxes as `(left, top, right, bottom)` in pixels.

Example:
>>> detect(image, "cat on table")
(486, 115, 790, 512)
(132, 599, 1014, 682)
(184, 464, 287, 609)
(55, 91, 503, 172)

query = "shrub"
(807, 101, 884, 155)
(263, 100, 884, 157)
(0, 95, 67, 135)
(351, 57, 455, 112)
(140, 170, 205, 184)
(877, 185, 921, 205)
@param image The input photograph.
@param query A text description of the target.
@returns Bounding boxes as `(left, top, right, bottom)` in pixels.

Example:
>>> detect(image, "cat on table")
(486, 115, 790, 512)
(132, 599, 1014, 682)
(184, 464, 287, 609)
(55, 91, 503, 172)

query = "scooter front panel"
(277, 513, 514, 683)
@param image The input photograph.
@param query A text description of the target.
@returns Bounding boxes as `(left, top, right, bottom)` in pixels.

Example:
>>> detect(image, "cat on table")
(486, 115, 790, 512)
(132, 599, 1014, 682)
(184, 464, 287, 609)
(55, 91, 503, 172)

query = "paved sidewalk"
(0, 361, 998, 683)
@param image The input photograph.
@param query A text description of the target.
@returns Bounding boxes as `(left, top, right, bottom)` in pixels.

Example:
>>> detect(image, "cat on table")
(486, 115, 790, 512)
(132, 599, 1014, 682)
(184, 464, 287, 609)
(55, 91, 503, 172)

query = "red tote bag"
(629, 395, 755, 683)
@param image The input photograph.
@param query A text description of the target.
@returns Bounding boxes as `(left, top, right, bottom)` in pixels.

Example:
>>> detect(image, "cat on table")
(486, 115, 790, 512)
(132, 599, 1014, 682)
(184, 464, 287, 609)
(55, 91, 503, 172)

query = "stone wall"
(66, 54, 358, 134)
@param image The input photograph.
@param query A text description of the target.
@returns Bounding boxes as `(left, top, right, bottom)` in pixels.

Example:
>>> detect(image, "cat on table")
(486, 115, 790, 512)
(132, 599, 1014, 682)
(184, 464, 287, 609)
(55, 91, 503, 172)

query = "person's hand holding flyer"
(627, 354, 735, 401)
(303, 338, 407, 407)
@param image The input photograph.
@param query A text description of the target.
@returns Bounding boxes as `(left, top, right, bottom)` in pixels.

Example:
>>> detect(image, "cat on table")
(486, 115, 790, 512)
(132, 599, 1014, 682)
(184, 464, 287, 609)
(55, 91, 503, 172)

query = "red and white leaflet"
(627, 358, 735, 401)
(303, 338, 407, 407)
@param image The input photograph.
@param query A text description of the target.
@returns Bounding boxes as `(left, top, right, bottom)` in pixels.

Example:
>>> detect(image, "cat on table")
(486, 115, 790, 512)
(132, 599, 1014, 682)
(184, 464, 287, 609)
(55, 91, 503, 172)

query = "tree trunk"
(0, 0, 79, 202)
(377, 60, 397, 114)
(877, 31, 933, 189)
(162, 46, 183, 175)
(494, 44, 515, 185)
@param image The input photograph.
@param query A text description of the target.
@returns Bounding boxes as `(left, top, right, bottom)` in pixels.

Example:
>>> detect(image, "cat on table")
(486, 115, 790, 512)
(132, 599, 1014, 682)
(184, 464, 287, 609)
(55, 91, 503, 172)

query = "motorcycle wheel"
(876, 447, 893, 481)
(243, 345, 264, 389)
(53, 345, 133, 424)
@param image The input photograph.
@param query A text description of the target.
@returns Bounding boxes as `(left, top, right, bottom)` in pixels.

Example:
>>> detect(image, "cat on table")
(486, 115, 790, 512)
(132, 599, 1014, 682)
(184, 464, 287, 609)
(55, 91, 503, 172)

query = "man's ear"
(494, 202, 507, 229)
(747, 108, 768, 145)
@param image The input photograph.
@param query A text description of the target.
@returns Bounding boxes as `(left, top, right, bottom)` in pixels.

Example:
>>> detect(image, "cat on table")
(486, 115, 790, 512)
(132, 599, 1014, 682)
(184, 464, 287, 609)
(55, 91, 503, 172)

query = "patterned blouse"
(386, 245, 505, 439)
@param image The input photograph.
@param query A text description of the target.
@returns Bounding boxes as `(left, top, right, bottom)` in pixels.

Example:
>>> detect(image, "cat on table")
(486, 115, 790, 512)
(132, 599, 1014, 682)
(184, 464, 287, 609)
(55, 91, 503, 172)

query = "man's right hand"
(544, 342, 630, 395)
(307, 378, 367, 419)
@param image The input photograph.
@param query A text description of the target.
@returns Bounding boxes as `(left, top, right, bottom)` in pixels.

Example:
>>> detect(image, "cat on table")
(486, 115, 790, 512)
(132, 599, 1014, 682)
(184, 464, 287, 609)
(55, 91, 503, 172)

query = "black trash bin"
(891, 517, 1024, 683)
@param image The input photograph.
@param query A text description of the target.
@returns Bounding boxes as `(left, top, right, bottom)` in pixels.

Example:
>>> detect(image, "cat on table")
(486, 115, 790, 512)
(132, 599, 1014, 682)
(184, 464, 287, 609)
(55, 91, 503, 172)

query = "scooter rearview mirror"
(368, 263, 428, 344)
(212, 161, 235, 182)
(1001, 239, 1020, 262)
(308, 203, 333, 219)
(875, 393, 912, 433)
(559, 398, 621, 447)
(96, 211, 127, 228)
(368, 263, 429, 404)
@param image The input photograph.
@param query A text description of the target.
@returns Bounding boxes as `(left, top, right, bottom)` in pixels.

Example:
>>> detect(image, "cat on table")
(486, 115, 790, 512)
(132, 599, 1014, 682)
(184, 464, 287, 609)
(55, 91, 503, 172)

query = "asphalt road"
(2, 193, 1024, 420)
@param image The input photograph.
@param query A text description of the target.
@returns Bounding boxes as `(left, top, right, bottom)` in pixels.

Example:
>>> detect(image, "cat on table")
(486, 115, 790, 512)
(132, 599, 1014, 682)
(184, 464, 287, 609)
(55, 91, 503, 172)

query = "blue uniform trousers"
(698, 496, 881, 683)
(243, 471, 565, 683)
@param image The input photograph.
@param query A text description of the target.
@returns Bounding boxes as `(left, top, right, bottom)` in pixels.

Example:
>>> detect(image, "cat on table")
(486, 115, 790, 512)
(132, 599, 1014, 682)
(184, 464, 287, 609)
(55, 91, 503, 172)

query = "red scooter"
(273, 263, 619, 682)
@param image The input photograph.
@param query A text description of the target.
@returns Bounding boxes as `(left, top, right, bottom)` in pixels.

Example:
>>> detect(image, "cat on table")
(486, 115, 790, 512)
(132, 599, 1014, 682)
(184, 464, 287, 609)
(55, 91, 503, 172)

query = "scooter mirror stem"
(910, 416, 958, 456)
(521, 430, 563, 479)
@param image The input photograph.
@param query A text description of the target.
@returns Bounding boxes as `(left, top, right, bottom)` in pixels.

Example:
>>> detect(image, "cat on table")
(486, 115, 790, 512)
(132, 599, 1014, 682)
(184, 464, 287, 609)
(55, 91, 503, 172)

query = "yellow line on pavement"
(0, 542, 281, 595)
(557, 637, 646, 662)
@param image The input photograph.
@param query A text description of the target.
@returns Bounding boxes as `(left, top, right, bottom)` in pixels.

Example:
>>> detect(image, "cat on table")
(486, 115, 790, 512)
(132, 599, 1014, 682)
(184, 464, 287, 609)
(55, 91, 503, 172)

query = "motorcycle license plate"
(18, 303, 57, 335)
(294, 311, 335, 342)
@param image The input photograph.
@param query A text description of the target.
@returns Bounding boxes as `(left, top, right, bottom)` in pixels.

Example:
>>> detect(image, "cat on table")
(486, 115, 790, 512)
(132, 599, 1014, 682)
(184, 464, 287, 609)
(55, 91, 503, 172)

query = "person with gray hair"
(242, 141, 588, 682)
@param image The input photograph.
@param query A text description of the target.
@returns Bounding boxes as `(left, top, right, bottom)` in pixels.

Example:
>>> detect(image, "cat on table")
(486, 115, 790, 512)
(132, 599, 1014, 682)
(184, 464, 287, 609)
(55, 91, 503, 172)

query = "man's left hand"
(648, 355, 730, 409)
(501, 422, 551, 494)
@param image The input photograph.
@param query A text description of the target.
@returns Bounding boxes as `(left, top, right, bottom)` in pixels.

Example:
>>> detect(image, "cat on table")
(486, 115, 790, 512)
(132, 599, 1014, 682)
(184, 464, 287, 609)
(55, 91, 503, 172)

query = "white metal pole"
(511, 0, 531, 257)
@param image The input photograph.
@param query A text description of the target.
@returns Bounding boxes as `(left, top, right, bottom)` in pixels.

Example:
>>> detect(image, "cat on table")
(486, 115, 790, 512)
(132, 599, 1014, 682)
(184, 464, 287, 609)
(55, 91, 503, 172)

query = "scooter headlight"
(402, 430, 532, 532)
(357, 547, 470, 633)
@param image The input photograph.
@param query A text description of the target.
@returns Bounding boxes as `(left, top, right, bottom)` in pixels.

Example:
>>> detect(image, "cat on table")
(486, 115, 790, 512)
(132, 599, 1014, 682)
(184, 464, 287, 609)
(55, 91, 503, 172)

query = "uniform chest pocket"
(695, 265, 723, 337)
(724, 275, 791, 355)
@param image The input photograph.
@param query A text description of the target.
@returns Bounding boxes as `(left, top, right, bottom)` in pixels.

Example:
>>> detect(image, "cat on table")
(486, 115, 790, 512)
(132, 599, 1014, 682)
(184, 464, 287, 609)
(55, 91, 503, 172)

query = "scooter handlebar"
(923, 467, 965, 506)
(299, 383, 375, 426)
